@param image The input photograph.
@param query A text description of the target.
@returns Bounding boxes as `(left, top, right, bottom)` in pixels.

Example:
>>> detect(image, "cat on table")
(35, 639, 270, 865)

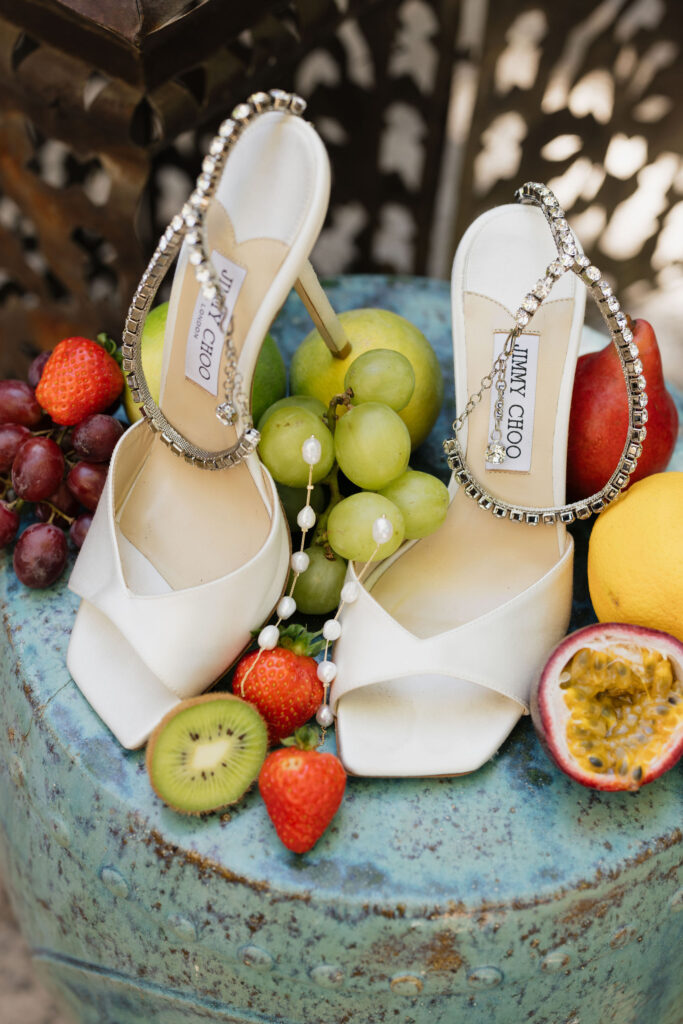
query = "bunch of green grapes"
(257, 349, 449, 613)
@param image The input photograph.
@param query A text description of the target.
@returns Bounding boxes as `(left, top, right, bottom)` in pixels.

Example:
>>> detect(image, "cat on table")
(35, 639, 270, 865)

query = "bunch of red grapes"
(0, 355, 122, 588)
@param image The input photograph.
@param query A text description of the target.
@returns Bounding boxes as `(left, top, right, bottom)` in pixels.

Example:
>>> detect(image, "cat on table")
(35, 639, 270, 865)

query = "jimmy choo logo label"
(486, 331, 539, 472)
(185, 250, 247, 396)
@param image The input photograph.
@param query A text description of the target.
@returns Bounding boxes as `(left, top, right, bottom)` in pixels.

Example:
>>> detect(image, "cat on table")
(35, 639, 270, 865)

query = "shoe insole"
(116, 113, 321, 590)
(117, 223, 283, 590)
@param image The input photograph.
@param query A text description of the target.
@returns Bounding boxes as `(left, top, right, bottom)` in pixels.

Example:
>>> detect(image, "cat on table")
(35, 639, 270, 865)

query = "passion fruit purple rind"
(531, 623, 683, 792)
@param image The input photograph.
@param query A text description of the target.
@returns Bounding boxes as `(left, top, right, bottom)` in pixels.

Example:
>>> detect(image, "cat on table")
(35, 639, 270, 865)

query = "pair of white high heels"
(67, 92, 647, 775)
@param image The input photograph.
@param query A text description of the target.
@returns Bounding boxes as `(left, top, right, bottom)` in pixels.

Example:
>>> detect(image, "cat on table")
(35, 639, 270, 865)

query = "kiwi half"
(146, 694, 268, 814)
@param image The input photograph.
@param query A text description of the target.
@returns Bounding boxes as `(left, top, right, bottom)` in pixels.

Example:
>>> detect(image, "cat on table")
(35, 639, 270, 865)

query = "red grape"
(27, 352, 51, 389)
(14, 523, 67, 588)
(72, 414, 123, 462)
(69, 513, 93, 549)
(12, 437, 65, 501)
(0, 501, 19, 548)
(0, 424, 31, 472)
(0, 380, 42, 427)
(36, 480, 80, 527)
(66, 461, 108, 511)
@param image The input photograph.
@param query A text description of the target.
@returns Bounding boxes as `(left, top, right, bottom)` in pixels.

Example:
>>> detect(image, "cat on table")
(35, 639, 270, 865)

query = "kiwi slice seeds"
(146, 694, 268, 814)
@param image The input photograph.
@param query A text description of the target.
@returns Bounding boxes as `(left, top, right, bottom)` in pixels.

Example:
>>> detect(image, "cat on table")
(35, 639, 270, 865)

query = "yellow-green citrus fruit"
(124, 301, 285, 427)
(251, 333, 287, 425)
(123, 302, 167, 423)
(588, 472, 683, 642)
(290, 309, 443, 449)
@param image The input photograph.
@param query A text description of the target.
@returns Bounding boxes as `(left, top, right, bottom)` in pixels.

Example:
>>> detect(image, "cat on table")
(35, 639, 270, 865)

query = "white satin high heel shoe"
(329, 182, 648, 777)
(67, 90, 348, 750)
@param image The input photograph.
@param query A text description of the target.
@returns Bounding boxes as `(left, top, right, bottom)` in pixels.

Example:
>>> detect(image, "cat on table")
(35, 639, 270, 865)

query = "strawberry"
(233, 625, 324, 745)
(259, 726, 346, 853)
(36, 336, 124, 426)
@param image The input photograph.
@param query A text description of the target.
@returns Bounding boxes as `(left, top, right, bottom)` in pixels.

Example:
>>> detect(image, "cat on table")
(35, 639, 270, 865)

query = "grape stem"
(312, 465, 343, 558)
(43, 501, 75, 526)
(316, 402, 350, 556)
(324, 389, 354, 437)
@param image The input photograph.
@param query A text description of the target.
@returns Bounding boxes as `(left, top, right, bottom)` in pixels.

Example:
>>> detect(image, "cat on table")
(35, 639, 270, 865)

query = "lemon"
(289, 308, 443, 449)
(124, 301, 286, 425)
(588, 472, 683, 642)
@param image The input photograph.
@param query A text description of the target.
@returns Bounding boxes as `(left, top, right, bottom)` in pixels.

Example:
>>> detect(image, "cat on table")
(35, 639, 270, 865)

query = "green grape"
(334, 402, 410, 490)
(327, 493, 405, 562)
(257, 394, 327, 431)
(344, 349, 415, 411)
(291, 545, 347, 615)
(379, 469, 449, 539)
(259, 407, 334, 487)
(277, 482, 327, 533)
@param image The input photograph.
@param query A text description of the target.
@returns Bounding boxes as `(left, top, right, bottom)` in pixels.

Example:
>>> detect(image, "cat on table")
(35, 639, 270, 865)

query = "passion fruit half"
(531, 623, 683, 791)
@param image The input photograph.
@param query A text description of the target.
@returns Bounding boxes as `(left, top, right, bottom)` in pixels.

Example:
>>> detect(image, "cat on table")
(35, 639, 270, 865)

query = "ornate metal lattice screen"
(454, 0, 683, 314)
(0, 0, 681, 379)
(0, 0, 462, 378)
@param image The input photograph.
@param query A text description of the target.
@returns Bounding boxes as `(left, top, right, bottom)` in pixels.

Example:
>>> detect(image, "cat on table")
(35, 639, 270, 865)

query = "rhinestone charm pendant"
(485, 442, 506, 464)
(216, 401, 237, 425)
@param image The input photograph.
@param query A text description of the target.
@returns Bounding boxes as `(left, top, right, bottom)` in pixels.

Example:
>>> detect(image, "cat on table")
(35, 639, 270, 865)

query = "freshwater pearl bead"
(340, 582, 359, 603)
(257, 625, 280, 650)
(317, 660, 337, 684)
(301, 435, 322, 466)
(291, 551, 310, 573)
(322, 619, 342, 641)
(372, 514, 394, 545)
(277, 596, 296, 619)
(297, 506, 316, 530)
(316, 705, 335, 728)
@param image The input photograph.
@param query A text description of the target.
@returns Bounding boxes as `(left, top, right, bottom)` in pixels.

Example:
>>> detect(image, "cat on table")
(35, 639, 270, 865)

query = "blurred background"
(1, 0, 682, 384)
(0, 0, 681, 1018)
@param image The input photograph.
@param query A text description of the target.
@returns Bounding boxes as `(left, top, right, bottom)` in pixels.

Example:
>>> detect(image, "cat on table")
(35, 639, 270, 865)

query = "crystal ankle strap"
(121, 89, 307, 470)
(442, 182, 647, 525)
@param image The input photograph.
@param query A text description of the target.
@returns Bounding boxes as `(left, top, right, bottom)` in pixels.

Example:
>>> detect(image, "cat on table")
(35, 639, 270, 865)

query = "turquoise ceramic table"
(0, 276, 681, 1024)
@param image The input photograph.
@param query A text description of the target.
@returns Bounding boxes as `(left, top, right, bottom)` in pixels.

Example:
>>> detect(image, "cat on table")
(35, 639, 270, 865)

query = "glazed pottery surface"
(0, 276, 681, 1024)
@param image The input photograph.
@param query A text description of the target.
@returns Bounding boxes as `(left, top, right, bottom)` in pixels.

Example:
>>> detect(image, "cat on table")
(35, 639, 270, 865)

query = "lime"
(123, 302, 167, 423)
(251, 334, 287, 425)
(124, 303, 286, 427)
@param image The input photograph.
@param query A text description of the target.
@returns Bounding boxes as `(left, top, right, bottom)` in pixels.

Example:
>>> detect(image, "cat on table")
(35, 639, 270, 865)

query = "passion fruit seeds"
(560, 645, 682, 785)
(532, 623, 683, 791)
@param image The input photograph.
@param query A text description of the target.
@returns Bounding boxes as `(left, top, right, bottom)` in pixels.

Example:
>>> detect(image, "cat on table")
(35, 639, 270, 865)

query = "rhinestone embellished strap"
(121, 89, 307, 470)
(442, 182, 647, 525)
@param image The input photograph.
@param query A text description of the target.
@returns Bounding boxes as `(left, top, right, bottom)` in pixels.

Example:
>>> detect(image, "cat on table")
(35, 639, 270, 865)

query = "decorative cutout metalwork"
(455, 0, 682, 309)
(1, 0, 681, 380)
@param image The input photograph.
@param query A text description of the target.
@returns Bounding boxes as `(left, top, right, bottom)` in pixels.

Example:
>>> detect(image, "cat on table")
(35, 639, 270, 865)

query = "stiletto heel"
(67, 90, 343, 749)
(330, 182, 646, 778)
